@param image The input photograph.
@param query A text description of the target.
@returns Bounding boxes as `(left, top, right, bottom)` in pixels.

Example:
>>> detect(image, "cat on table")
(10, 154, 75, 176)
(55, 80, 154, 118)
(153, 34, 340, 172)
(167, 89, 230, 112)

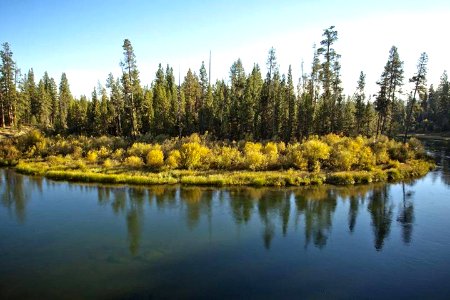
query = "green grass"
(12, 159, 435, 187)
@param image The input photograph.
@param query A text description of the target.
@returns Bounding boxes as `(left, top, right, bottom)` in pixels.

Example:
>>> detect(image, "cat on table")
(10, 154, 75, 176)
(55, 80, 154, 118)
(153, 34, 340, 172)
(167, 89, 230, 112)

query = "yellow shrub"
(127, 142, 152, 158)
(103, 158, 117, 168)
(357, 146, 376, 170)
(86, 150, 98, 163)
(301, 139, 330, 172)
(146, 149, 164, 169)
(180, 142, 210, 169)
(165, 150, 181, 169)
(244, 142, 267, 170)
(112, 148, 125, 160)
(216, 146, 242, 170)
(263, 142, 279, 165)
(321, 133, 342, 146)
(97, 146, 111, 159)
(124, 155, 144, 168)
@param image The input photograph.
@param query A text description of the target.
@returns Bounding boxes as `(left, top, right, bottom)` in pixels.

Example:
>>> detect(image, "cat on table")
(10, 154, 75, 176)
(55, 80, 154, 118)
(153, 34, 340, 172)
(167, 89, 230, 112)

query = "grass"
(13, 159, 435, 187)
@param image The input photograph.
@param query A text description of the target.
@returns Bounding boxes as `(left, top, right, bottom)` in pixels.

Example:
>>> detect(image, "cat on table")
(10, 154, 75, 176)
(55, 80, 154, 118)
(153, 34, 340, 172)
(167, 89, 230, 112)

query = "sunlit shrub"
(180, 142, 210, 170)
(124, 155, 144, 168)
(371, 136, 390, 164)
(215, 146, 242, 170)
(0, 140, 20, 165)
(97, 146, 111, 160)
(112, 148, 125, 160)
(86, 150, 98, 163)
(244, 142, 267, 170)
(357, 146, 376, 170)
(127, 142, 152, 159)
(103, 158, 118, 168)
(146, 149, 164, 169)
(165, 149, 181, 169)
(321, 133, 342, 147)
(301, 139, 330, 172)
(263, 142, 279, 166)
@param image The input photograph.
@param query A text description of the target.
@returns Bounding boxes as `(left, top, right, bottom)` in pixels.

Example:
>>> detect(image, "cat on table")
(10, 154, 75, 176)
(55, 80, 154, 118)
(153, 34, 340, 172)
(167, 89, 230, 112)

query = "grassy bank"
(2, 130, 435, 187)
(15, 159, 434, 187)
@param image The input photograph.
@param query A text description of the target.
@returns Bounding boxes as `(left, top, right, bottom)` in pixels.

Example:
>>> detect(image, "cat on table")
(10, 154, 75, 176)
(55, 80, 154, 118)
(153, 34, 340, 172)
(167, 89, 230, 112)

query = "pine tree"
(317, 26, 339, 134)
(106, 73, 124, 135)
(120, 39, 140, 137)
(375, 46, 404, 136)
(244, 64, 263, 139)
(285, 65, 296, 142)
(58, 73, 72, 131)
(354, 71, 366, 135)
(404, 52, 428, 141)
(152, 64, 169, 135)
(0, 42, 18, 127)
(182, 69, 201, 135)
(229, 59, 246, 139)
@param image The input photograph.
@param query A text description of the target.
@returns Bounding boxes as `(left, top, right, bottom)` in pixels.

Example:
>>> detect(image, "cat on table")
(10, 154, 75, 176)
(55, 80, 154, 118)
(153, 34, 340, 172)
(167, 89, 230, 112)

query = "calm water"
(1, 141, 449, 299)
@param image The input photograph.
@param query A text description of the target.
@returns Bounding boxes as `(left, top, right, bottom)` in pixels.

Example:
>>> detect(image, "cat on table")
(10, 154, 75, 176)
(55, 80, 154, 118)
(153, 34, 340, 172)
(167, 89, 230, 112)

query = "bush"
(216, 146, 242, 170)
(72, 146, 83, 159)
(180, 142, 210, 170)
(0, 140, 20, 165)
(244, 142, 267, 170)
(165, 149, 181, 169)
(146, 149, 164, 169)
(124, 156, 144, 168)
(301, 139, 330, 172)
(112, 148, 125, 160)
(86, 150, 98, 163)
(97, 146, 111, 159)
(103, 158, 118, 168)
(263, 142, 279, 166)
(127, 142, 153, 159)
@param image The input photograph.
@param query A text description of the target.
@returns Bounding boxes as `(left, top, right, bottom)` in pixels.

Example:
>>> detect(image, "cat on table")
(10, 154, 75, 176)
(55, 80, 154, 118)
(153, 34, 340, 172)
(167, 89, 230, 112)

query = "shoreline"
(13, 159, 435, 187)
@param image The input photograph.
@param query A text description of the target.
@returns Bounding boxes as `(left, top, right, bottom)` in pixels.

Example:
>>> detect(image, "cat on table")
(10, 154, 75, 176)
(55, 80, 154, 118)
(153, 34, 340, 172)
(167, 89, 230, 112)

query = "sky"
(1, 0, 449, 98)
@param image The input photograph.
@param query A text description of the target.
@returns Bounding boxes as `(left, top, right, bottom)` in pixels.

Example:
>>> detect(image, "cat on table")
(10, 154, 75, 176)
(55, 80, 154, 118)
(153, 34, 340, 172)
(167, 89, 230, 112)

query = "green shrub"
(124, 155, 144, 168)
(112, 148, 125, 160)
(72, 146, 83, 159)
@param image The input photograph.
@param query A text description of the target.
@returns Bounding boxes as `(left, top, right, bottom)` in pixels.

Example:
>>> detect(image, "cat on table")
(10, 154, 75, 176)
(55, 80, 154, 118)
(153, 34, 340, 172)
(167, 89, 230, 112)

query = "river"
(1, 140, 449, 299)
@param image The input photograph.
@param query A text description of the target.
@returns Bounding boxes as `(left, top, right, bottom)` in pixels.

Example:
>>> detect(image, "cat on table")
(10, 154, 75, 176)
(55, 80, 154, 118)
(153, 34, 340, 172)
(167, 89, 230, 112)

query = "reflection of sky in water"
(0, 140, 449, 299)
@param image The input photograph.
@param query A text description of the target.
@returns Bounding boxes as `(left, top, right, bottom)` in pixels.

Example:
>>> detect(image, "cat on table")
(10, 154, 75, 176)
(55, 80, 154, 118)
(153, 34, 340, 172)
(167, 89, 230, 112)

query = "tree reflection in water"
(0, 171, 423, 255)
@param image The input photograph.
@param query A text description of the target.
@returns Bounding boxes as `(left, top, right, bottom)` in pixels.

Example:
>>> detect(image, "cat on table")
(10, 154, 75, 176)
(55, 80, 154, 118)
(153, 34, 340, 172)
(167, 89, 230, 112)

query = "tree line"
(1, 26, 449, 141)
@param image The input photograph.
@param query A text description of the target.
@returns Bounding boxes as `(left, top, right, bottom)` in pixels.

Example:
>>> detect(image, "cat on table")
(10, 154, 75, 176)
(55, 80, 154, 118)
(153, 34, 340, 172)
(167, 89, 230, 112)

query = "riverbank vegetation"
(2, 130, 434, 186)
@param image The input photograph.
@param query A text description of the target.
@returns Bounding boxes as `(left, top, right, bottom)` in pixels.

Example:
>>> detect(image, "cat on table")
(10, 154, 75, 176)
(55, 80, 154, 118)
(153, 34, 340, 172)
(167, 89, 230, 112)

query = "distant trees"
(2, 29, 449, 139)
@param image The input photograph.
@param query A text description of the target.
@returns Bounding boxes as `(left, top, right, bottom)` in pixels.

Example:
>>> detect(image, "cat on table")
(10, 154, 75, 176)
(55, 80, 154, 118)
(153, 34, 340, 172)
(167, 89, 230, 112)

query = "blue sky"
(1, 0, 449, 97)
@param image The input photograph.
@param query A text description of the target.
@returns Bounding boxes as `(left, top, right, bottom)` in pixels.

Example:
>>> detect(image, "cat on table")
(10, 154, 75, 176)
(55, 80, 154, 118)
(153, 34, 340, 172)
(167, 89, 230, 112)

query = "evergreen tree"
(245, 64, 263, 139)
(375, 46, 404, 136)
(285, 65, 296, 142)
(58, 73, 72, 131)
(354, 71, 366, 135)
(120, 39, 140, 137)
(404, 52, 428, 141)
(182, 69, 201, 134)
(106, 73, 124, 135)
(152, 64, 169, 135)
(0, 42, 18, 127)
(229, 59, 246, 139)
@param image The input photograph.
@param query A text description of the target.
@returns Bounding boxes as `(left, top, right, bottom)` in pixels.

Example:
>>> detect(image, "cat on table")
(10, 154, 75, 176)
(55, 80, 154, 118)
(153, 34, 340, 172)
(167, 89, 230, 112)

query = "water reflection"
(0, 171, 423, 254)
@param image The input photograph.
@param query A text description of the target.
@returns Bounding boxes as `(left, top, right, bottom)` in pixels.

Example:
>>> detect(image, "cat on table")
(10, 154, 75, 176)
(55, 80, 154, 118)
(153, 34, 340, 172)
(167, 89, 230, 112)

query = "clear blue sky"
(1, 0, 449, 97)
